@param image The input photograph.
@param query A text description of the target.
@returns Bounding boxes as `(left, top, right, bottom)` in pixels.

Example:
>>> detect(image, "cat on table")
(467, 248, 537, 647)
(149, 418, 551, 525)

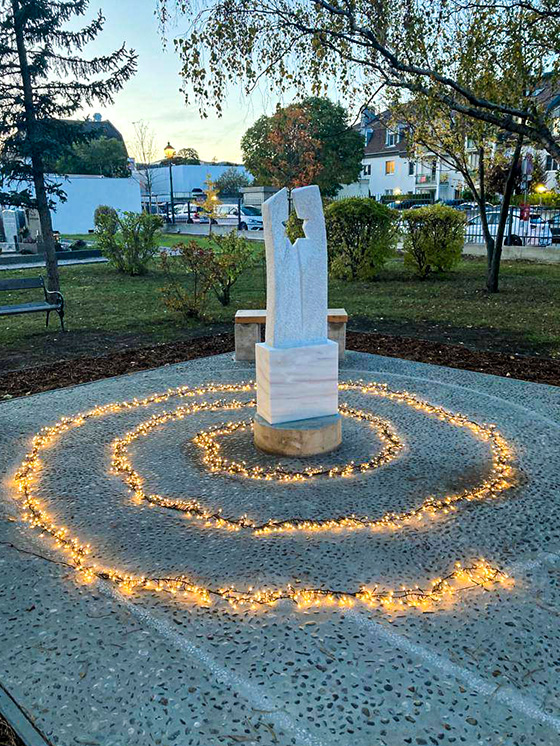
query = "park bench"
(0, 276, 65, 331)
(235, 308, 348, 362)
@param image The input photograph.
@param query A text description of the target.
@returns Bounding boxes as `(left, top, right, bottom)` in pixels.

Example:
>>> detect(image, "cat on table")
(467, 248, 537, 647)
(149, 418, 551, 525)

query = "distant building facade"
(338, 109, 464, 201)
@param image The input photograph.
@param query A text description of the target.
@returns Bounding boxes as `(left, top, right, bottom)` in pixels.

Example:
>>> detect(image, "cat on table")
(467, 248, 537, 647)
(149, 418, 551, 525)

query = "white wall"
(366, 155, 416, 196)
(49, 175, 141, 234)
(336, 180, 371, 199)
(147, 164, 251, 199)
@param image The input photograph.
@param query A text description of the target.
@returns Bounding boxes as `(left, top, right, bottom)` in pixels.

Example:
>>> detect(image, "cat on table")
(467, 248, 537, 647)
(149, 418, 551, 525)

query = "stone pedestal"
(255, 340, 338, 425)
(328, 320, 346, 360)
(254, 413, 341, 457)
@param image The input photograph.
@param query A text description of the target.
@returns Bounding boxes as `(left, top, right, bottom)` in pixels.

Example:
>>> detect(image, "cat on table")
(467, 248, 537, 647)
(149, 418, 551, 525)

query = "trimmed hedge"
(286, 197, 397, 280)
(401, 204, 465, 278)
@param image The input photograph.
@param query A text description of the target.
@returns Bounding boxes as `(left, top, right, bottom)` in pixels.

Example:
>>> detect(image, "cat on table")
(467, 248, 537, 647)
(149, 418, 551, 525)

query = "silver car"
(465, 210, 552, 246)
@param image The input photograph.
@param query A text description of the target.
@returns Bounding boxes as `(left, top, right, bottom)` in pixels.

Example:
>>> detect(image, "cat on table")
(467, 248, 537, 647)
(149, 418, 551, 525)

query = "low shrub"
(401, 204, 465, 278)
(160, 233, 256, 318)
(95, 210, 163, 275)
(94, 204, 118, 228)
(511, 192, 560, 207)
(209, 231, 255, 306)
(160, 241, 216, 319)
(325, 198, 398, 280)
(286, 197, 397, 280)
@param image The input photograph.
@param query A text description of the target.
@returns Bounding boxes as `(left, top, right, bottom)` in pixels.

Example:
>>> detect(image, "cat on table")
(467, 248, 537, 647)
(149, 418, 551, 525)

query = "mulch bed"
(348, 331, 560, 386)
(0, 331, 558, 400)
(0, 716, 23, 746)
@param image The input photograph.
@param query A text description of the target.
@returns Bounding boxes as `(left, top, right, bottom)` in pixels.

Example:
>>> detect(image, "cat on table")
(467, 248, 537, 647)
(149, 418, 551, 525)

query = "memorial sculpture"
(254, 185, 341, 456)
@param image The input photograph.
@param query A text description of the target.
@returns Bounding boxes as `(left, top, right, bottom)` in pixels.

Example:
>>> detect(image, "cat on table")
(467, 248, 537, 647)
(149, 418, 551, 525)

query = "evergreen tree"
(55, 136, 129, 177)
(0, 1, 137, 292)
(214, 166, 251, 195)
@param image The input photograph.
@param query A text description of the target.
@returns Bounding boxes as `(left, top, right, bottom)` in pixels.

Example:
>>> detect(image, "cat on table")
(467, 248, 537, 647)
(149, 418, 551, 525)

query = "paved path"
(0, 256, 108, 271)
(0, 352, 559, 745)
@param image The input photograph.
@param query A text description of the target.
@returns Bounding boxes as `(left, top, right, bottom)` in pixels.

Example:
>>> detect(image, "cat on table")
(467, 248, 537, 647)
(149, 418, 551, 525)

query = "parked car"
(547, 214, 560, 243)
(213, 204, 263, 230)
(438, 199, 465, 208)
(465, 210, 552, 246)
(175, 203, 206, 222)
(147, 203, 169, 216)
(386, 199, 431, 210)
(455, 202, 495, 213)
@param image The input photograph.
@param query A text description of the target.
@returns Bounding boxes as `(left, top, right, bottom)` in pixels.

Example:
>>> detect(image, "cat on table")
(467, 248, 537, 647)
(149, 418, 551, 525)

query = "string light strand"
(13, 380, 515, 613)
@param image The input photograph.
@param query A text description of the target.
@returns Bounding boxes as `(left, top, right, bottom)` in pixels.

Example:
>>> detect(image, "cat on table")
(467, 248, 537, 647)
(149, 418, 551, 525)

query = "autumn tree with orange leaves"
(241, 98, 363, 197)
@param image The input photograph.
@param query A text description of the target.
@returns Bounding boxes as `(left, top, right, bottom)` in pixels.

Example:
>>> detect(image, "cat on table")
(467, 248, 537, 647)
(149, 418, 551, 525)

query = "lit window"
(385, 160, 395, 175)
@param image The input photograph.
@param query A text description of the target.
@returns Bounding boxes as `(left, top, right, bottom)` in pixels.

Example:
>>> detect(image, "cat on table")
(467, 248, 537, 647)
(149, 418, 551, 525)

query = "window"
(546, 155, 559, 171)
(362, 163, 371, 176)
(468, 152, 479, 170)
(385, 129, 398, 147)
(408, 161, 415, 176)
(385, 160, 395, 175)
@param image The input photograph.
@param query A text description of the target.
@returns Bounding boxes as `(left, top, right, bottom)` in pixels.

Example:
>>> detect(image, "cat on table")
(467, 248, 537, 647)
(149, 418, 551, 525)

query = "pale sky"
(81, 1, 280, 163)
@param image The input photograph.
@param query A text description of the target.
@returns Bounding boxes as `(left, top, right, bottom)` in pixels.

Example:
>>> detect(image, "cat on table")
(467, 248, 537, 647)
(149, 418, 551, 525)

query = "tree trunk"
(486, 134, 524, 293)
(32, 165, 60, 293)
(475, 146, 495, 272)
(12, 0, 60, 293)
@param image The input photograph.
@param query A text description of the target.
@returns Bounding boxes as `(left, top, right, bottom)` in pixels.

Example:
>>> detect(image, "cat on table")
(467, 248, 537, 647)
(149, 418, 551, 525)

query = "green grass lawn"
(1, 234, 559, 369)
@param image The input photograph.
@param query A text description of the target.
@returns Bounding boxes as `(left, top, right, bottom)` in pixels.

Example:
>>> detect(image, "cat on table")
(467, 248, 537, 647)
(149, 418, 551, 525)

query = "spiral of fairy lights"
(110, 383, 514, 537)
(13, 380, 515, 612)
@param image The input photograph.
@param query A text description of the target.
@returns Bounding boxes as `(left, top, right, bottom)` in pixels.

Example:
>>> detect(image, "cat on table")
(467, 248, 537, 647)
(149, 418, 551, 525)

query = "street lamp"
(164, 142, 176, 224)
(534, 182, 547, 206)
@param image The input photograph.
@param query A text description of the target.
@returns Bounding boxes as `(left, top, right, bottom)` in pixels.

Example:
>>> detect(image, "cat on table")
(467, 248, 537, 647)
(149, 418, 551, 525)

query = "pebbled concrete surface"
(0, 351, 559, 746)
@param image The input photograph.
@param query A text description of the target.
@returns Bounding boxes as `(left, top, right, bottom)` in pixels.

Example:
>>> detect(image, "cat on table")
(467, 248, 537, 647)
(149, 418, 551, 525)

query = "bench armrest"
(44, 289, 64, 308)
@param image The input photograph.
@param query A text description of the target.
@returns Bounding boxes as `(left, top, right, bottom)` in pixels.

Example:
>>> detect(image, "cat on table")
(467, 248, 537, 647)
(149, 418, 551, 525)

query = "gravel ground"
(0, 351, 559, 745)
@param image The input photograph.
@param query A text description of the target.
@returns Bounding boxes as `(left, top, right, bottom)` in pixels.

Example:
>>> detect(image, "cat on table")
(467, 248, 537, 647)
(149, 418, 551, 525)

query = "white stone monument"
(254, 186, 341, 456)
(2, 209, 19, 252)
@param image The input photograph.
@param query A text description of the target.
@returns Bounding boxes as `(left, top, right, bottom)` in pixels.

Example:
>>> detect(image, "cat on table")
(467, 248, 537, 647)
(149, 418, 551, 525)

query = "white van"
(214, 204, 263, 231)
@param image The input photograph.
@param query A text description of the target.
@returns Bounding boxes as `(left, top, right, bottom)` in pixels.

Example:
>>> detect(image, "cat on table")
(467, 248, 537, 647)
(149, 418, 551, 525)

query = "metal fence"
(144, 191, 560, 247)
(461, 205, 560, 246)
(350, 196, 560, 247)
(143, 192, 250, 230)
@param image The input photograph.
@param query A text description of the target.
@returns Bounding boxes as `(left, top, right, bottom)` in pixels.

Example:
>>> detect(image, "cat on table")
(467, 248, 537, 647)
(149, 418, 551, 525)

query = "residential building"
(338, 109, 467, 201)
(79, 113, 127, 147)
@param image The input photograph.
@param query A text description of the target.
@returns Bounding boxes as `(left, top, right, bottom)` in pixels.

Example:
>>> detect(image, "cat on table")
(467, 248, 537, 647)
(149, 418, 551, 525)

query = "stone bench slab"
(234, 308, 348, 362)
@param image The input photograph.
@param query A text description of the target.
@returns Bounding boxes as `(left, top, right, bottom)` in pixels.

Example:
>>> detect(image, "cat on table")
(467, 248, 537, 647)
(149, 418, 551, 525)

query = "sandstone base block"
(253, 412, 342, 457)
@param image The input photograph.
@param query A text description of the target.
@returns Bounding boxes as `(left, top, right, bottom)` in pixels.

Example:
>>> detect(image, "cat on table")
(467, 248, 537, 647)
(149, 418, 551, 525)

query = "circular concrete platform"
(1, 351, 559, 746)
